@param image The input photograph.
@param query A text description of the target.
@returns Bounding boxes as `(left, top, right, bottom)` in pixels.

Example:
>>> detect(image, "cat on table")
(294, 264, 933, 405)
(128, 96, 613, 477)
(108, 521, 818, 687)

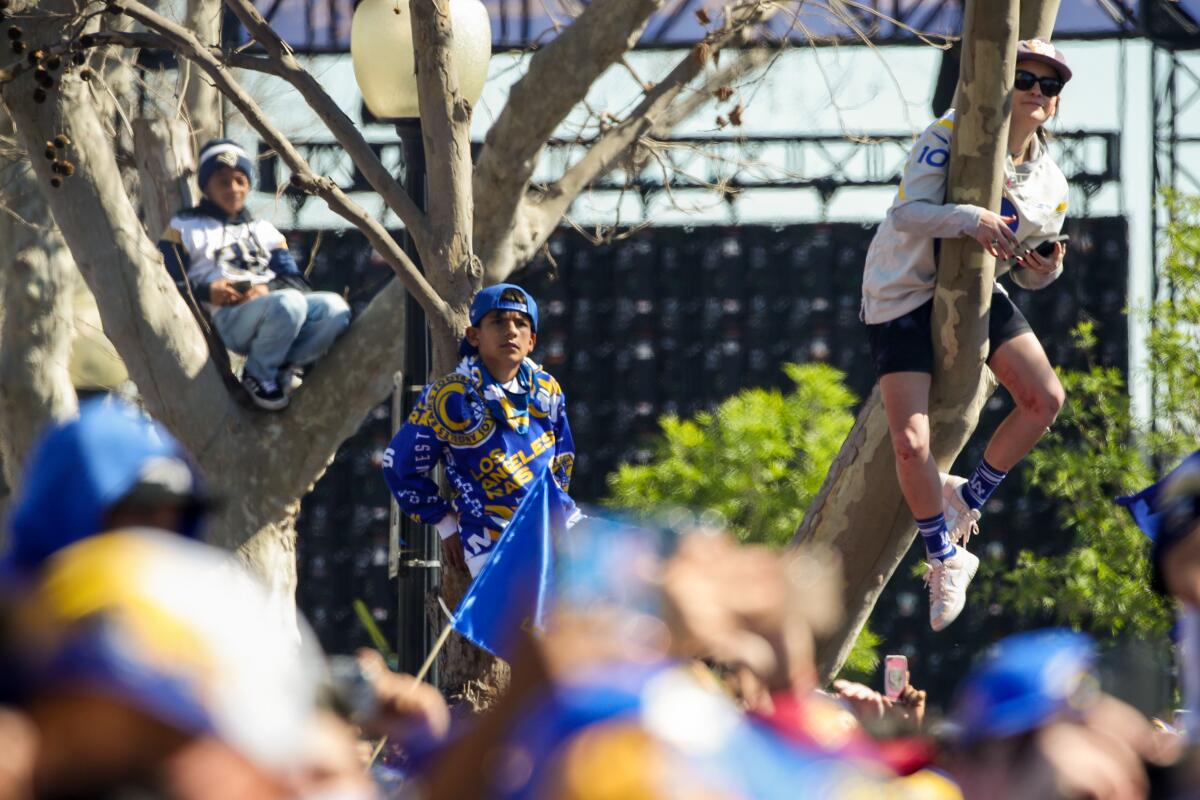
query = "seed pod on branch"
(53, 134, 69, 148)
(32, 87, 45, 102)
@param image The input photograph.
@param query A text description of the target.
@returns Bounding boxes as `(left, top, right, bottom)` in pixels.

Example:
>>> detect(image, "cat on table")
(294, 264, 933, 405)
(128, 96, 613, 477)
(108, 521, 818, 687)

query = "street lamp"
(351, 0, 490, 122)
(350, 0, 490, 681)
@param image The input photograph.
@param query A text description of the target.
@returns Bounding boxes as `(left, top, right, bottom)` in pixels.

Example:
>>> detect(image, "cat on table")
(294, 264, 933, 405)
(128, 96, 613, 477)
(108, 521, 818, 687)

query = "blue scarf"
(474, 359, 535, 435)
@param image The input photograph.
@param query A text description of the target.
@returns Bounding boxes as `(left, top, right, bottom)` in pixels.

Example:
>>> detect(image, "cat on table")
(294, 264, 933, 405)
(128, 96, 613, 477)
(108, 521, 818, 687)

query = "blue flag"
(452, 468, 566, 659)
(1116, 449, 1200, 541)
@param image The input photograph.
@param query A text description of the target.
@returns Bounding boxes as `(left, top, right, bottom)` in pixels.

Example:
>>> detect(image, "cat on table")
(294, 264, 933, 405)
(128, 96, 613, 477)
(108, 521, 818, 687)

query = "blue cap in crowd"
(459, 284, 539, 356)
(2, 397, 210, 576)
(951, 629, 1098, 745)
(197, 138, 254, 192)
(1116, 449, 1200, 594)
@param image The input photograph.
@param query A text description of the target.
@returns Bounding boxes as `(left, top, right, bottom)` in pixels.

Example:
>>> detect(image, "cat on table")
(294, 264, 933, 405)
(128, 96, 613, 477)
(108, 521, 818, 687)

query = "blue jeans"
(212, 289, 350, 384)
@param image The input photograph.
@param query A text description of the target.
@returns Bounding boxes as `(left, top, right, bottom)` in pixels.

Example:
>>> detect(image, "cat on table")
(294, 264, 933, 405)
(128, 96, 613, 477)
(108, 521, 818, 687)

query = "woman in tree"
(860, 39, 1072, 632)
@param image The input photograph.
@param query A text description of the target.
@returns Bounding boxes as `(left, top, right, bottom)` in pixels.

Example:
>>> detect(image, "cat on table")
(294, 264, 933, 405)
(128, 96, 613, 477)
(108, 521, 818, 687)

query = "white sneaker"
(941, 473, 981, 547)
(279, 364, 304, 396)
(925, 548, 979, 632)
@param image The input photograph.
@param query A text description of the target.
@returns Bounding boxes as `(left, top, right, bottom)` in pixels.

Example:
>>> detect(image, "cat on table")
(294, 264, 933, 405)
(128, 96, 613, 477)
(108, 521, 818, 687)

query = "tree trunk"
(0, 112, 79, 530)
(792, 0, 1022, 681)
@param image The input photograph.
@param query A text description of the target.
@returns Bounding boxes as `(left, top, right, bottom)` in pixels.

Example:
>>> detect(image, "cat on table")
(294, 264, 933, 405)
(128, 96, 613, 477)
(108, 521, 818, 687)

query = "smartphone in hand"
(1034, 234, 1069, 257)
(231, 279, 254, 294)
(884, 654, 908, 700)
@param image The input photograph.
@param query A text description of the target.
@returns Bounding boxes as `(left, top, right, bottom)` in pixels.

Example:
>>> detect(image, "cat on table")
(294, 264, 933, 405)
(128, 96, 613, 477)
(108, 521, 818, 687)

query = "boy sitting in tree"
(158, 139, 351, 410)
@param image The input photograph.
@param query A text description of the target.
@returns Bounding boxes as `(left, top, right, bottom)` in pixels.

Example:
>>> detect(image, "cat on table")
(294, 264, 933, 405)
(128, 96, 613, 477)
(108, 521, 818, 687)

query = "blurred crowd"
(1, 397, 1199, 799)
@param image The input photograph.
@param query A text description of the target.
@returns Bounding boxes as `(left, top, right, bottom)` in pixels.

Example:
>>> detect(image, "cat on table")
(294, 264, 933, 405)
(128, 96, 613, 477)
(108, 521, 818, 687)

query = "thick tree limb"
(220, 0, 433, 261)
(116, 0, 449, 324)
(183, 0, 223, 146)
(408, 0, 480, 369)
(472, 0, 663, 274)
(1020, 1, 1061, 40)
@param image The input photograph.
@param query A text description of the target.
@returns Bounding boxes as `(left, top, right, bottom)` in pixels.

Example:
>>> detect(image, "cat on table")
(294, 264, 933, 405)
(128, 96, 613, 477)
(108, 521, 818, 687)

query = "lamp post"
(350, 0, 490, 680)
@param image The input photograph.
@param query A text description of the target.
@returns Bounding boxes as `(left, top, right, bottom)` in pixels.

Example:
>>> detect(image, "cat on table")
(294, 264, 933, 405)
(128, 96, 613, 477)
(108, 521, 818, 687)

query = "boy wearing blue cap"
(158, 139, 351, 410)
(383, 284, 578, 576)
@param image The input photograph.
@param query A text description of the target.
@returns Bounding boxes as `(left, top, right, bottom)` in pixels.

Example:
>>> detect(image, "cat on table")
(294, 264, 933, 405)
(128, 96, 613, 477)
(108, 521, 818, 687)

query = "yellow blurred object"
(68, 284, 126, 390)
(540, 722, 738, 800)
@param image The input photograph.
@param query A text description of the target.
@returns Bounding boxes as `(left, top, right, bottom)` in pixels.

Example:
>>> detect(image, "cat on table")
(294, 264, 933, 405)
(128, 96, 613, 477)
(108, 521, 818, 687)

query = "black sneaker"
(242, 375, 289, 410)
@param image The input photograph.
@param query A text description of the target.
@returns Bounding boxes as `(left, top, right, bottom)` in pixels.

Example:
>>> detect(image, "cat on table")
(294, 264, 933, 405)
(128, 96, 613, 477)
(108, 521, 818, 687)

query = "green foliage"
(984, 192, 1200, 641)
(604, 363, 880, 677)
(838, 623, 882, 683)
(605, 363, 855, 548)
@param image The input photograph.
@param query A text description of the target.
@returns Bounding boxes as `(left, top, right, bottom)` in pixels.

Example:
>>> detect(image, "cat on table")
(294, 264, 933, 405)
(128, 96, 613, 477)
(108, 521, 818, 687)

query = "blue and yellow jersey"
(383, 355, 577, 572)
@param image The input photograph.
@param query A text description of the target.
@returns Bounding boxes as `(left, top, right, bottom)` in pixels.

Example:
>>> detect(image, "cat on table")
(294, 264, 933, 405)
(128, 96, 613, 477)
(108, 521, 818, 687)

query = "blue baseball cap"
(1116, 450, 1200, 594)
(951, 629, 1098, 745)
(2, 397, 210, 577)
(460, 284, 539, 356)
(1152, 454, 1200, 594)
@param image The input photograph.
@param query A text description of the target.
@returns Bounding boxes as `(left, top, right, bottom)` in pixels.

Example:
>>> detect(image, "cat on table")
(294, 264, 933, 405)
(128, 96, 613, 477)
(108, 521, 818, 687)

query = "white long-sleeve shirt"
(861, 110, 1070, 325)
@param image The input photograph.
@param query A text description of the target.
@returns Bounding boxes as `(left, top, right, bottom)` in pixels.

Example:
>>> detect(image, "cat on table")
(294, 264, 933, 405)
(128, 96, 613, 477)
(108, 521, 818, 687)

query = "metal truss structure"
(261, 130, 1119, 219)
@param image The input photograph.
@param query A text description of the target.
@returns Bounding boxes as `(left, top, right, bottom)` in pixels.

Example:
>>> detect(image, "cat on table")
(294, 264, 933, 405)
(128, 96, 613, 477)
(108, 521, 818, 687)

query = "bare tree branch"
(472, 0, 663, 273)
(115, 0, 450, 324)
(484, 5, 775, 281)
(86, 30, 285, 76)
(219, 0, 434, 260)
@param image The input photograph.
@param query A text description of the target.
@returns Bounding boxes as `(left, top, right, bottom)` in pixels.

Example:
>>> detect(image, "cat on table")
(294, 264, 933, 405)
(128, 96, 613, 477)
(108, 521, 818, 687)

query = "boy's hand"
(208, 278, 243, 306)
(243, 283, 269, 301)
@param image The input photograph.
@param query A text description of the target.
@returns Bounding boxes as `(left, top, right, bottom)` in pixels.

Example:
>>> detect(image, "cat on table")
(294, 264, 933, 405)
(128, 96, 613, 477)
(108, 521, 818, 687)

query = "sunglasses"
(1014, 69, 1063, 98)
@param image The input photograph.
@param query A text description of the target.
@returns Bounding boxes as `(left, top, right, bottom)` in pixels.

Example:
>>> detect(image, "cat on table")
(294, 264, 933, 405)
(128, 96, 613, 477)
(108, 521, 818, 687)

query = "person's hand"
(441, 532, 466, 573)
(242, 283, 269, 301)
(208, 278, 243, 307)
(0, 709, 35, 800)
(354, 649, 450, 742)
(661, 533, 797, 692)
(832, 679, 886, 722)
(1018, 241, 1065, 274)
(973, 211, 1020, 260)
(892, 683, 927, 730)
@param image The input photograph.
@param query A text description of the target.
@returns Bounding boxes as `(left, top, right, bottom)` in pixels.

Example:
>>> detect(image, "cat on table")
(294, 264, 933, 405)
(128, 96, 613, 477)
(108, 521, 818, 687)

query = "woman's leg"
(983, 331, 1065, 471)
(879, 372, 943, 521)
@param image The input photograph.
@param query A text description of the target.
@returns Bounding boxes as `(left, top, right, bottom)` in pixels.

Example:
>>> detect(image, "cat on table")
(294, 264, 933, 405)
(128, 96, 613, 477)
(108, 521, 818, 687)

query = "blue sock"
(916, 513, 955, 561)
(962, 458, 1008, 511)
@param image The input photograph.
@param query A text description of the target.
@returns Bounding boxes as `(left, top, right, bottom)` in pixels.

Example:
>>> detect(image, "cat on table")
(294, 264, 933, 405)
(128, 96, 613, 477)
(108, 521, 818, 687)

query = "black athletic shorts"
(866, 290, 1033, 376)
